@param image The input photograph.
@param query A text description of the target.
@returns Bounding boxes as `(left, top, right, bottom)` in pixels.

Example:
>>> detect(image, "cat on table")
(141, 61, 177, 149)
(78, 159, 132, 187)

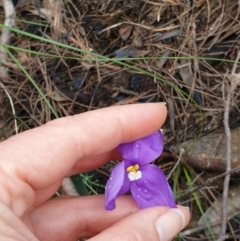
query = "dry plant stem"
(176, 165, 240, 201)
(180, 211, 240, 237)
(0, 0, 15, 79)
(0, 82, 18, 134)
(217, 51, 240, 241)
(167, 148, 184, 180)
(218, 80, 231, 241)
(97, 21, 180, 34)
(0, 0, 17, 134)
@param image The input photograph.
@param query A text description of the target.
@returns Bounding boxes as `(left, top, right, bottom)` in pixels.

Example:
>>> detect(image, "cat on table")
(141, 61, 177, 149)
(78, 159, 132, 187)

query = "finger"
(0, 202, 38, 241)
(26, 195, 140, 241)
(0, 103, 167, 189)
(89, 205, 190, 241)
(66, 148, 122, 175)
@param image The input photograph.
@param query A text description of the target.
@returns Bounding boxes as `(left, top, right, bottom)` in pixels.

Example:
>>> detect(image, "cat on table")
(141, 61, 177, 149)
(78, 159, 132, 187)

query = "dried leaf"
(49, 90, 69, 101)
(179, 59, 202, 105)
(155, 50, 170, 69)
(133, 37, 143, 48)
(115, 49, 149, 58)
(118, 25, 133, 41)
(153, 29, 181, 42)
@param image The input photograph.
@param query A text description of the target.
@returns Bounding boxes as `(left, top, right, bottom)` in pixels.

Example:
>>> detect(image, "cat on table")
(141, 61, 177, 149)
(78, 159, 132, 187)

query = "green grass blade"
(15, 116, 30, 129)
(183, 166, 215, 240)
(5, 47, 59, 118)
(0, 23, 205, 146)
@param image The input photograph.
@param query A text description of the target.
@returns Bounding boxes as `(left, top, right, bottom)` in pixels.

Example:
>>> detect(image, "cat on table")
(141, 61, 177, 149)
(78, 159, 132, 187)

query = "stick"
(0, 82, 18, 134)
(0, 1, 17, 134)
(176, 165, 240, 201)
(0, 0, 15, 79)
(217, 51, 240, 241)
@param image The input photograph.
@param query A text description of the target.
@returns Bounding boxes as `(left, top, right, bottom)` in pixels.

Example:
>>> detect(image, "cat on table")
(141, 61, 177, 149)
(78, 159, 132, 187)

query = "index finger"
(0, 103, 167, 189)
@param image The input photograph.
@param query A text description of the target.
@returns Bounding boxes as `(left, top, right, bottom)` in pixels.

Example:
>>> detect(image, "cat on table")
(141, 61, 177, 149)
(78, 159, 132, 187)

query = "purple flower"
(105, 130, 176, 210)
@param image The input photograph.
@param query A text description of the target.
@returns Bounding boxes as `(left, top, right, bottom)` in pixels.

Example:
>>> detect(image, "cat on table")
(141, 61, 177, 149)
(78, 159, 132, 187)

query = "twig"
(97, 21, 180, 34)
(167, 147, 184, 180)
(180, 211, 240, 237)
(217, 51, 240, 241)
(0, 1, 17, 135)
(191, 172, 204, 185)
(0, 82, 18, 134)
(176, 165, 240, 201)
(0, 0, 15, 79)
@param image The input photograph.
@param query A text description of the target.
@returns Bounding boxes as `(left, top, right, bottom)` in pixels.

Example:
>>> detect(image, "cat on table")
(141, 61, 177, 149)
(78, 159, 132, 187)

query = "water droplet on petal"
(109, 177, 113, 181)
(135, 143, 141, 149)
(144, 180, 147, 184)
(108, 185, 111, 188)
(151, 199, 153, 202)
(144, 189, 148, 193)
(136, 195, 140, 199)
(137, 188, 141, 192)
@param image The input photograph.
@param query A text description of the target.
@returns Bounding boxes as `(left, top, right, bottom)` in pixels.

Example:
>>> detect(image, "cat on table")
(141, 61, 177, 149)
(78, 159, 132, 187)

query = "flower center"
(126, 164, 139, 173)
(126, 164, 142, 181)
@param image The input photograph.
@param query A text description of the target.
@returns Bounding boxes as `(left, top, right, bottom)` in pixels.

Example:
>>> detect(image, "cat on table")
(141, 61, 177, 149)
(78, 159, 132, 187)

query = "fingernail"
(159, 102, 166, 105)
(155, 209, 186, 241)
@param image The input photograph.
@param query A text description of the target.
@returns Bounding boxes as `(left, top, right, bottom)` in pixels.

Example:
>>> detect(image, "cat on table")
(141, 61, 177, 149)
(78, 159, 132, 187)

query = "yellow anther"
(126, 164, 139, 173)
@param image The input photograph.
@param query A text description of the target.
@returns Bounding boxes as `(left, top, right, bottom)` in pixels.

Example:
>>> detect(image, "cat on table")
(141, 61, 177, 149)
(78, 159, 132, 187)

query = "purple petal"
(130, 164, 176, 209)
(105, 161, 130, 210)
(118, 130, 164, 165)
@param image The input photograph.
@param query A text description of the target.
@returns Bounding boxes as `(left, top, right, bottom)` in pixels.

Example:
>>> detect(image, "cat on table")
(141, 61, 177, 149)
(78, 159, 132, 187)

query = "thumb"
(89, 206, 190, 241)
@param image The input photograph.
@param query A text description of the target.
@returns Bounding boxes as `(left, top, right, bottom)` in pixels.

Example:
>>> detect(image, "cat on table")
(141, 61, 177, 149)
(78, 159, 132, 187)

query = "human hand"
(0, 103, 190, 241)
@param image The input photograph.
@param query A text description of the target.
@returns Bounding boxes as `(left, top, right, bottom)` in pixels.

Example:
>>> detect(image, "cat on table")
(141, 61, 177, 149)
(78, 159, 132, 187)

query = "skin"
(0, 103, 190, 241)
